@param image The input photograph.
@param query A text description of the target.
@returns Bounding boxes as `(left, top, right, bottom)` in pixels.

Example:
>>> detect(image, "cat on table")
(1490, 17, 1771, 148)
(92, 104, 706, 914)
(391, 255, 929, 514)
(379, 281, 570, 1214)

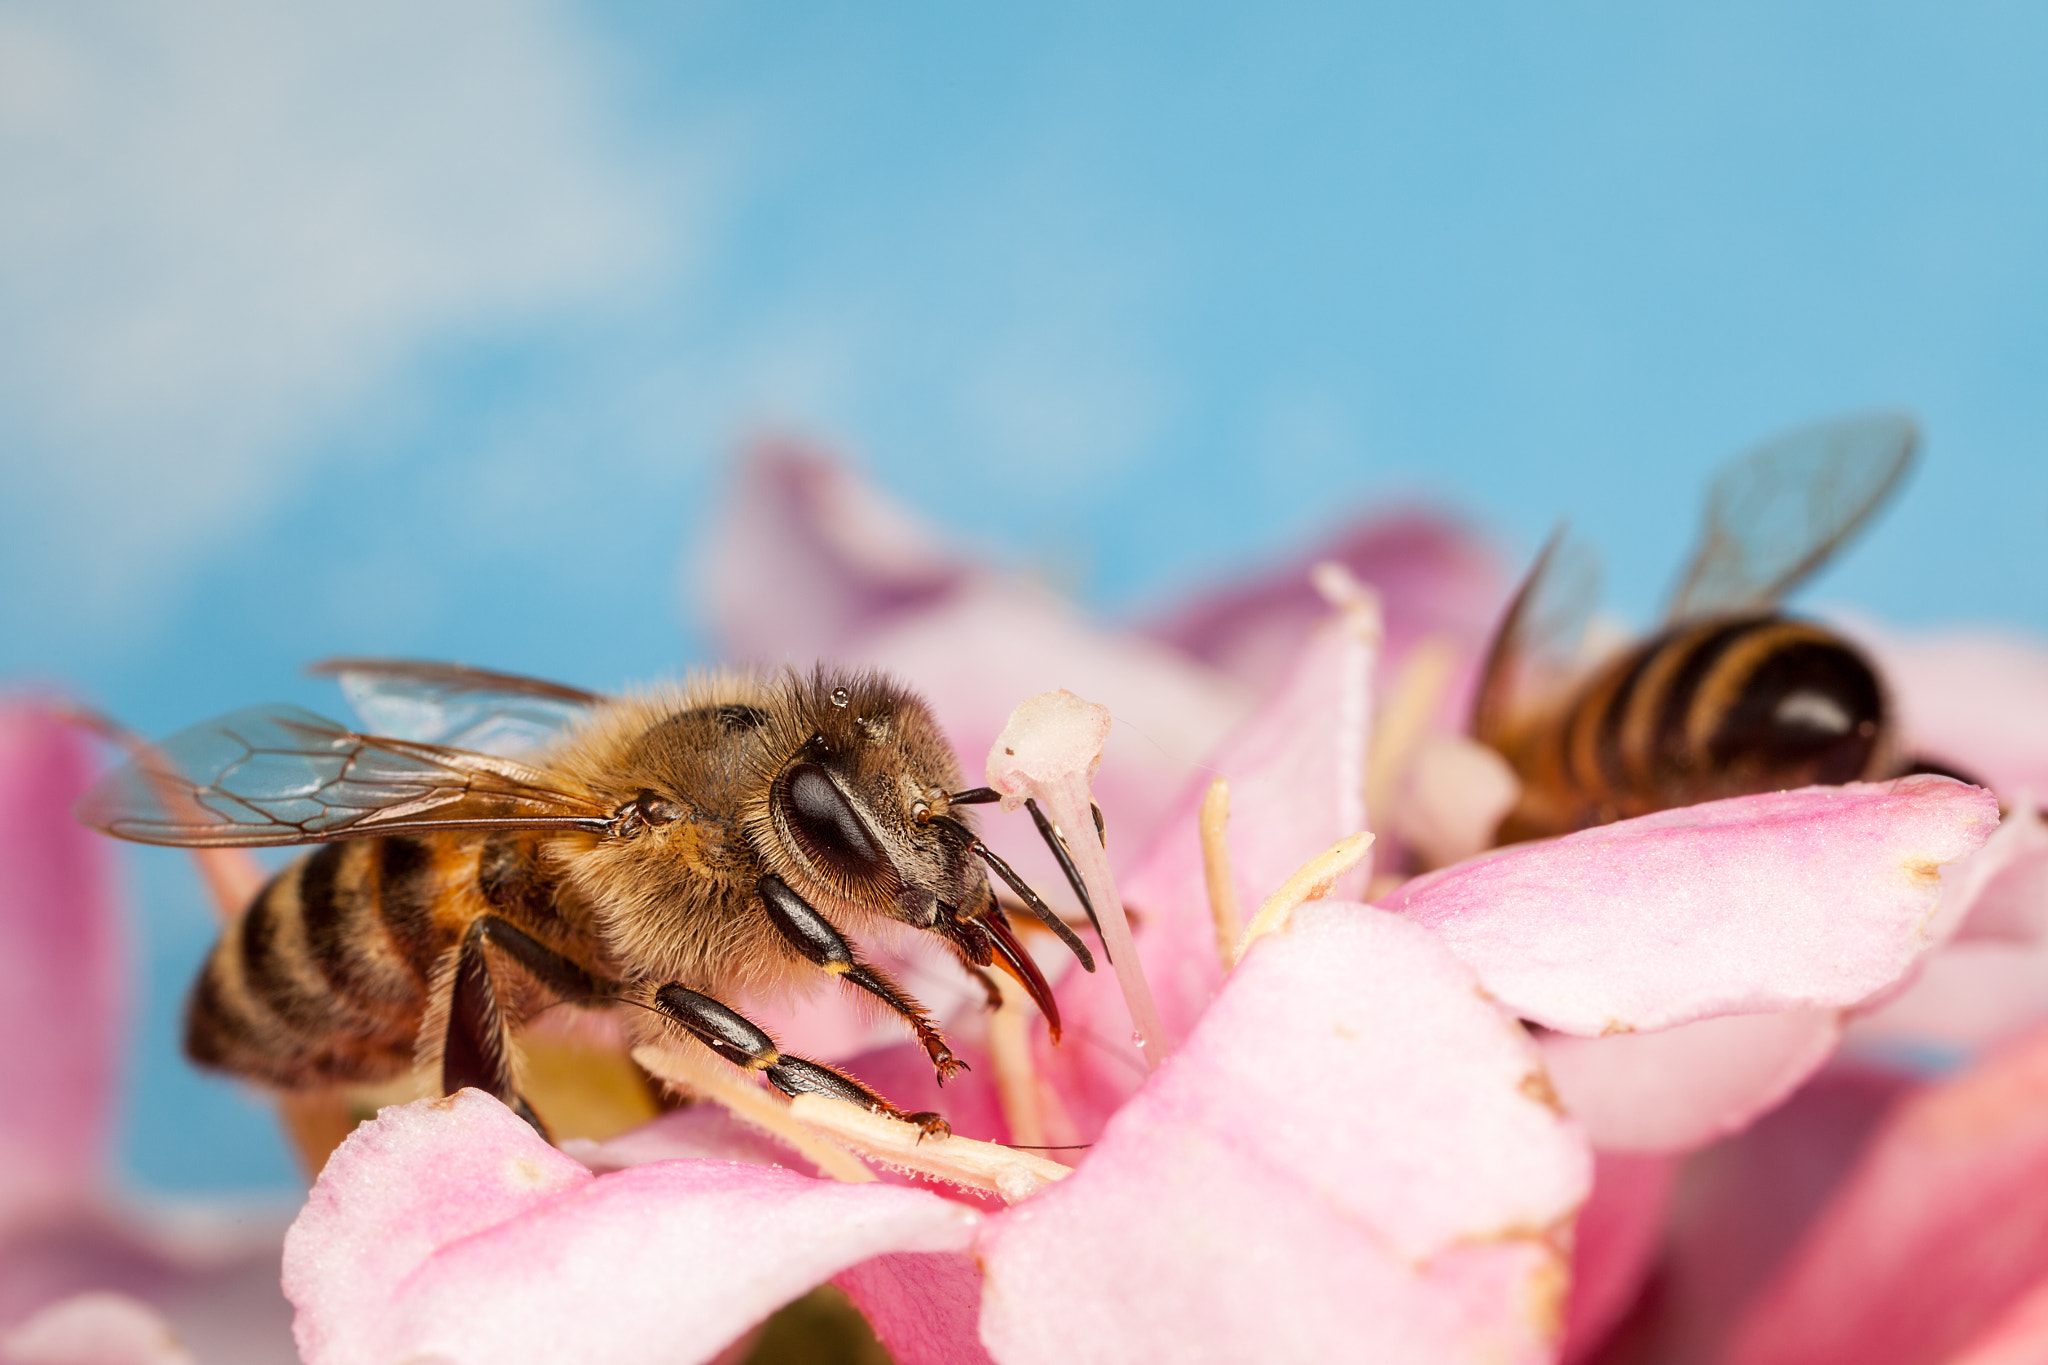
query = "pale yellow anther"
(788, 1094, 1071, 1204)
(1199, 777, 1242, 971)
(985, 969, 1047, 1149)
(1232, 831, 1376, 966)
(631, 1045, 876, 1185)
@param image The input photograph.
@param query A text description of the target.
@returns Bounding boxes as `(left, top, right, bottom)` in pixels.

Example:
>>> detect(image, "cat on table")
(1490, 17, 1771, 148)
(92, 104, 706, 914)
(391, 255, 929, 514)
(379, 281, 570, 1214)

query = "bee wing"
(308, 658, 603, 758)
(1664, 413, 1918, 623)
(78, 704, 615, 848)
(1470, 527, 1601, 743)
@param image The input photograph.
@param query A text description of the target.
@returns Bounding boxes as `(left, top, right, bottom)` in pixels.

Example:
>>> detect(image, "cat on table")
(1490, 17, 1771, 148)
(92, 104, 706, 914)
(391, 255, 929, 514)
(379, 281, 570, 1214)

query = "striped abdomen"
(1498, 615, 1889, 843)
(185, 835, 466, 1088)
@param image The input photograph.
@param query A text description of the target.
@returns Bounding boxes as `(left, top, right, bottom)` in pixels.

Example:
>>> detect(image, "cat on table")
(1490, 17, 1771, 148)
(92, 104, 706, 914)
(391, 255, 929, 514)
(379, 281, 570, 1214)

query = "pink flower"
(0, 702, 292, 1363)
(278, 446, 2003, 1363)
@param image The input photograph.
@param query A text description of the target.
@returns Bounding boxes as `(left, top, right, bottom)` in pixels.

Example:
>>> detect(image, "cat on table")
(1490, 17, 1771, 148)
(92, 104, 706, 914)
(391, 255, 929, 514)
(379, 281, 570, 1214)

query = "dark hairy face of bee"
(761, 670, 990, 931)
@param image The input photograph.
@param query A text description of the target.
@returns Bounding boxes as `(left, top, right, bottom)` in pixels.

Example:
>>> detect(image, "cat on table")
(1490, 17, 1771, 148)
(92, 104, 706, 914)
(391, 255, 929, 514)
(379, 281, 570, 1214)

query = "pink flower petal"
(0, 703, 119, 1225)
(1943, 1274, 2048, 1365)
(1949, 801, 2048, 945)
(1540, 1008, 1843, 1153)
(1561, 1151, 1679, 1365)
(1849, 938, 2048, 1059)
(977, 904, 1590, 1365)
(1117, 602, 1378, 1035)
(1609, 1065, 1913, 1364)
(1146, 510, 1504, 701)
(285, 1090, 982, 1365)
(1848, 623, 2048, 803)
(1721, 1024, 2048, 1365)
(1, 1292, 192, 1365)
(1381, 777, 2000, 1035)
(834, 1252, 992, 1365)
(285, 1092, 591, 1361)
(699, 440, 969, 662)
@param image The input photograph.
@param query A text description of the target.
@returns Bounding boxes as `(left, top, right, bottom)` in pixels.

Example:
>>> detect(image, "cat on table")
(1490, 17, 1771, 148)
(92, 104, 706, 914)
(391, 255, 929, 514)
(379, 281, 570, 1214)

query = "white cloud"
(0, 0, 666, 618)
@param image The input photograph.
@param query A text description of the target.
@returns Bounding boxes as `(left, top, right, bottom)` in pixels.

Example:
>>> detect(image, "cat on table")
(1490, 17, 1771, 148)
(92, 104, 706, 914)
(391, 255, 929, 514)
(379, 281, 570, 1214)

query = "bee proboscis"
(80, 664, 1101, 1137)
(1471, 411, 1953, 846)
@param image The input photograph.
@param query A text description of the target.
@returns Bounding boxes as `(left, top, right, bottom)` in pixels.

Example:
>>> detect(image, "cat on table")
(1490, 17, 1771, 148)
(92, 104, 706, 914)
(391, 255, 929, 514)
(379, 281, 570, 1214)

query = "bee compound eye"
(778, 761, 892, 884)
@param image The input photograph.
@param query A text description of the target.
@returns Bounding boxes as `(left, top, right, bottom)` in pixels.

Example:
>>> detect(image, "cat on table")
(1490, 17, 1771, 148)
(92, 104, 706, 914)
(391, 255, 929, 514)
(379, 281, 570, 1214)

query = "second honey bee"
(1471, 412, 1955, 846)
(80, 666, 1100, 1136)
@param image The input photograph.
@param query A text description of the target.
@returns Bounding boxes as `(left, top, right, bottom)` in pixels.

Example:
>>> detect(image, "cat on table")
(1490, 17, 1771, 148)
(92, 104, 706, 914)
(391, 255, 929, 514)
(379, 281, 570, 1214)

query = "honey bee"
(79, 664, 1100, 1136)
(1472, 412, 1949, 846)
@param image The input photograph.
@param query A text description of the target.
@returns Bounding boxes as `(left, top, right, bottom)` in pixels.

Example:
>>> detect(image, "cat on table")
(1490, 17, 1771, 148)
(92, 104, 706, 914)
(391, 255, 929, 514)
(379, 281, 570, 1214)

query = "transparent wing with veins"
(78, 704, 614, 848)
(1469, 528, 1602, 745)
(309, 658, 602, 759)
(1664, 412, 1918, 623)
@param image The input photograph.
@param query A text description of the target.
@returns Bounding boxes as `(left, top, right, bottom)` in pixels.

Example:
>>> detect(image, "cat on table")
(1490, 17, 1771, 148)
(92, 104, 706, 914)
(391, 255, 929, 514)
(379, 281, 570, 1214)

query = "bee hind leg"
(650, 983, 950, 1140)
(756, 874, 966, 1085)
(443, 915, 612, 1140)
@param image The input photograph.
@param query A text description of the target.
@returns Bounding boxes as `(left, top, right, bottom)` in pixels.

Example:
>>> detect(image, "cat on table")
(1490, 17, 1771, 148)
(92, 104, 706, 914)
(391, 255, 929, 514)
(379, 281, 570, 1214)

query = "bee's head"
(757, 668, 1089, 1031)
(756, 668, 985, 927)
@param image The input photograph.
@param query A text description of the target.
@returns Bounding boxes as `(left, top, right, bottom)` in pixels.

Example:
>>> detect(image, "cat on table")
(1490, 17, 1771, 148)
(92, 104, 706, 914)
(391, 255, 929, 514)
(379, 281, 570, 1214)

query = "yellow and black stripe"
(1503, 614, 1886, 841)
(185, 836, 463, 1087)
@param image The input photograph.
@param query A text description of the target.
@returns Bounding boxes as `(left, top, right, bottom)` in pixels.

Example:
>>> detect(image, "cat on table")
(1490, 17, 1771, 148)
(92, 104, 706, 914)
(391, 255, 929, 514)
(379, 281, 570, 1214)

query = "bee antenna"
(946, 786, 1003, 806)
(931, 816, 1096, 973)
(1022, 797, 1111, 964)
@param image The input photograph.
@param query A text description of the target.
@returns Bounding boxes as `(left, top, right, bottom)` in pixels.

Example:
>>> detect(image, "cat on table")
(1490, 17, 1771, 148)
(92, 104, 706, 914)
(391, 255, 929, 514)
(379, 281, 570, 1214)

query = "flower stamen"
(1199, 777, 1243, 970)
(986, 969, 1048, 1149)
(630, 1045, 876, 1185)
(788, 1094, 1070, 1204)
(1233, 831, 1375, 965)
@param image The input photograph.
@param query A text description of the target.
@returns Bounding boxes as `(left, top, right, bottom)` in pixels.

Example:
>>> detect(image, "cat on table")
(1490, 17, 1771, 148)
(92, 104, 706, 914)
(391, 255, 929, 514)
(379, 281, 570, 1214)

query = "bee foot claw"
(903, 1110, 951, 1142)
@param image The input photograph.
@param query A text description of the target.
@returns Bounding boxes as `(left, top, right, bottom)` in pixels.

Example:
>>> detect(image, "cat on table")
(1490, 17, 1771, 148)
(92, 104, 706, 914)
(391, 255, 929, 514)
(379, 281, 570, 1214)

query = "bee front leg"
(650, 984, 949, 1138)
(756, 874, 967, 1085)
(443, 915, 611, 1139)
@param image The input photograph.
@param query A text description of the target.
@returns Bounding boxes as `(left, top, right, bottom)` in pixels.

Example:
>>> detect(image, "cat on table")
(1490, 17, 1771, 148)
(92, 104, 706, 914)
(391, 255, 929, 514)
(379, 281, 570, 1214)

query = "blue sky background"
(4, 1, 2045, 1194)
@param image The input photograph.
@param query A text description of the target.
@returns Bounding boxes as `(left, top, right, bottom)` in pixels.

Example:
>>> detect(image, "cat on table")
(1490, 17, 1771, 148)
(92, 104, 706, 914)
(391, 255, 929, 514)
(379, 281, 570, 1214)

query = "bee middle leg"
(756, 874, 966, 1084)
(443, 914, 609, 1138)
(649, 983, 949, 1138)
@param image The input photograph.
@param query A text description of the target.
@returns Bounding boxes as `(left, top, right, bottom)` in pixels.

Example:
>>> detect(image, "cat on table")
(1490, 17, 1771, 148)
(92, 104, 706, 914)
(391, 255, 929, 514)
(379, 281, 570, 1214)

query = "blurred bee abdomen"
(1496, 615, 1889, 844)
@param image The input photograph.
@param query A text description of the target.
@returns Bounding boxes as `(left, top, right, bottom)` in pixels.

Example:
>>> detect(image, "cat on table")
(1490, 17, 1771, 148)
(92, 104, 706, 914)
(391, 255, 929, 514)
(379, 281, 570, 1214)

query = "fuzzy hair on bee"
(80, 662, 1097, 1140)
